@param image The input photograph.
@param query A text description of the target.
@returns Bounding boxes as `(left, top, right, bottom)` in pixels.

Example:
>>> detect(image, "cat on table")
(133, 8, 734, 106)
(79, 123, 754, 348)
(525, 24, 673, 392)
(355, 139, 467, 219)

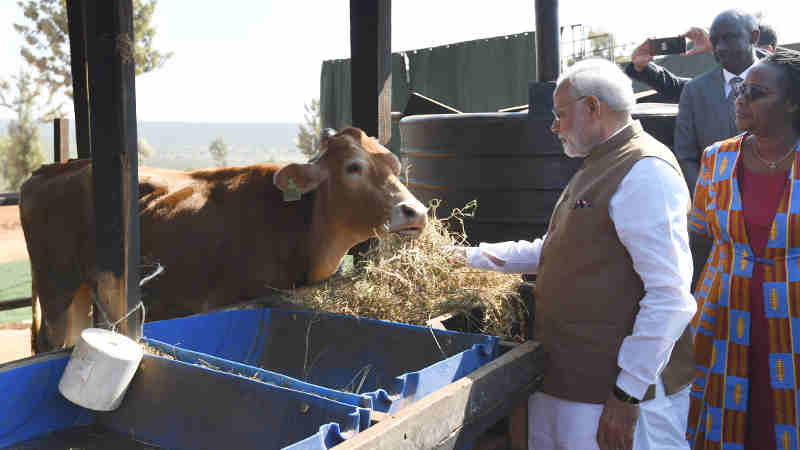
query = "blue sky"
(0, 1, 797, 123)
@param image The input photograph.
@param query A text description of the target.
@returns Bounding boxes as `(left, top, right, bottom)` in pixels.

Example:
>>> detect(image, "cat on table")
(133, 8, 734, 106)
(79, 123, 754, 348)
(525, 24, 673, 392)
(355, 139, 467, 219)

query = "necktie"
(729, 76, 744, 101)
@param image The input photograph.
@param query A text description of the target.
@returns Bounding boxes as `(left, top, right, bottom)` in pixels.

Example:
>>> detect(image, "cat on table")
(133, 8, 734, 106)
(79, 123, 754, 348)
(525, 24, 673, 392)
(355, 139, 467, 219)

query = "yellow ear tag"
(283, 177, 302, 202)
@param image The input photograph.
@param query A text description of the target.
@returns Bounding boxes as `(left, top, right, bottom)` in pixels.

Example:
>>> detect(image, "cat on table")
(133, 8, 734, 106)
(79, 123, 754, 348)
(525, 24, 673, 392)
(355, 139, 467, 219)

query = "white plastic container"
(58, 328, 144, 411)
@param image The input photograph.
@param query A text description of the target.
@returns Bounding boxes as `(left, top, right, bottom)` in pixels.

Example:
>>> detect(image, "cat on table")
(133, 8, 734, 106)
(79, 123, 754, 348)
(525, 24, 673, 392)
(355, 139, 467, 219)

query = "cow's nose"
(390, 200, 428, 233)
(401, 203, 417, 219)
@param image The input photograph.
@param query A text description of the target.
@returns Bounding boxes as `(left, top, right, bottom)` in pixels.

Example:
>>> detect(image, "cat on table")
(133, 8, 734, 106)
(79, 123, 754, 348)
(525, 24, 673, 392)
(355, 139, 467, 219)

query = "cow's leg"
(30, 269, 42, 353)
(60, 283, 93, 348)
(36, 283, 94, 352)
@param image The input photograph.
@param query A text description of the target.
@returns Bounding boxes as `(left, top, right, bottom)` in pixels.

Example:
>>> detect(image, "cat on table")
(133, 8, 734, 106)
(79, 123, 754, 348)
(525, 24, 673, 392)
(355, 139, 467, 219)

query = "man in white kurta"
(447, 59, 696, 450)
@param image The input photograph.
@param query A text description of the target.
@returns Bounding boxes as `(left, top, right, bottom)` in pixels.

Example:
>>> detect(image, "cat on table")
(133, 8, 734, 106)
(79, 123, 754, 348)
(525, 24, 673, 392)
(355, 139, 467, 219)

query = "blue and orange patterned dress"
(688, 133, 800, 450)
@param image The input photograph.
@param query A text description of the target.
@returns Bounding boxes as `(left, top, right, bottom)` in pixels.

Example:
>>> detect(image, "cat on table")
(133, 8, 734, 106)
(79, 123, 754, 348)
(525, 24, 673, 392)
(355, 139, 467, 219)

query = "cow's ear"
(274, 163, 328, 194)
(320, 128, 337, 147)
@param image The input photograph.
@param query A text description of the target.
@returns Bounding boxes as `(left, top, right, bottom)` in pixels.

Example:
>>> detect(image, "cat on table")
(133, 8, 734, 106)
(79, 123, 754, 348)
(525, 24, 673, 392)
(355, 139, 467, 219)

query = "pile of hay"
(287, 200, 529, 341)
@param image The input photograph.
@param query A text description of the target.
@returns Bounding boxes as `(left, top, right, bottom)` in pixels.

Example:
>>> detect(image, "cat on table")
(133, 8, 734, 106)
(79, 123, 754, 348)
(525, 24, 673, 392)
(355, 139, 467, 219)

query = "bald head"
(713, 9, 758, 33)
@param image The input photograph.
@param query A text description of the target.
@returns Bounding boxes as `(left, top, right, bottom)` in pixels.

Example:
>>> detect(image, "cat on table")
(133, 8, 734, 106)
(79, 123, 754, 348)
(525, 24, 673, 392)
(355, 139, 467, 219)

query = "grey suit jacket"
(673, 67, 740, 191)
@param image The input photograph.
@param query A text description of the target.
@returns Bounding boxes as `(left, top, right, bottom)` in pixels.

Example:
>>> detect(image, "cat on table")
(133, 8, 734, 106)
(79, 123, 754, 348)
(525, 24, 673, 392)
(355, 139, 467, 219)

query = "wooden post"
(348, 0, 392, 261)
(534, 0, 560, 83)
(66, 0, 92, 159)
(85, 0, 141, 340)
(349, 0, 391, 145)
(53, 118, 70, 163)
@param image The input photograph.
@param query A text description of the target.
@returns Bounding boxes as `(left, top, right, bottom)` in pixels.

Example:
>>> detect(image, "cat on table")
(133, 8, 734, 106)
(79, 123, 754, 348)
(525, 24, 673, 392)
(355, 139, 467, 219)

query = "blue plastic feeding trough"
(143, 308, 499, 414)
(0, 308, 499, 449)
(1, 350, 364, 449)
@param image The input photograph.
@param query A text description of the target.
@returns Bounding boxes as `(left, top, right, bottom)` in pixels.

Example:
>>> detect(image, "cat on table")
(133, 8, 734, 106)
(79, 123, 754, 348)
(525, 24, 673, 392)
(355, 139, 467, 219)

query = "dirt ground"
(0, 324, 31, 364)
(0, 205, 28, 264)
(0, 204, 32, 363)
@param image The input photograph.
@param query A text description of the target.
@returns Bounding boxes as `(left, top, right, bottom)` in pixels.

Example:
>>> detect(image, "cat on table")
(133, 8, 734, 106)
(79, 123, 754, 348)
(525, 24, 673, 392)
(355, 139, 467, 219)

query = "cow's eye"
(346, 163, 361, 174)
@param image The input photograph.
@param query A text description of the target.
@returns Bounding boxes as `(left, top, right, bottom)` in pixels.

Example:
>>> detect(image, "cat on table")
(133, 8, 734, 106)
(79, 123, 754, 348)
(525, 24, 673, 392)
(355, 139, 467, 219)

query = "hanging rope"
(91, 263, 164, 339)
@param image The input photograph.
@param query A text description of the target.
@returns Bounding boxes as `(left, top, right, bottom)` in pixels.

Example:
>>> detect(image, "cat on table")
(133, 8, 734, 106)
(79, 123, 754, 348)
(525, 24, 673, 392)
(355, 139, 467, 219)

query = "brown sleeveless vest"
(535, 121, 695, 403)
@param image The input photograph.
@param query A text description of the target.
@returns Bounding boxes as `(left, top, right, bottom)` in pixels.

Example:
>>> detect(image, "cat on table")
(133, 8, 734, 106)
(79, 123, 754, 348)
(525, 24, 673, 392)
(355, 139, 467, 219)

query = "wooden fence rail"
(0, 297, 32, 313)
(0, 192, 20, 206)
(0, 119, 70, 207)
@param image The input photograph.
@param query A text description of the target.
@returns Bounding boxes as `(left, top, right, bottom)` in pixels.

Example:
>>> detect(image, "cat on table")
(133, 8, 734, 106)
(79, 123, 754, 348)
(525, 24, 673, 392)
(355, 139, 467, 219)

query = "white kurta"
(463, 156, 696, 449)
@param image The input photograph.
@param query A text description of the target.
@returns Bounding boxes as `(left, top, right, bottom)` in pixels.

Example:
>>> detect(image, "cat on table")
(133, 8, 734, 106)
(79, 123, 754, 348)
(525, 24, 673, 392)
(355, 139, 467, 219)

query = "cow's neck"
(304, 193, 360, 284)
(305, 228, 356, 284)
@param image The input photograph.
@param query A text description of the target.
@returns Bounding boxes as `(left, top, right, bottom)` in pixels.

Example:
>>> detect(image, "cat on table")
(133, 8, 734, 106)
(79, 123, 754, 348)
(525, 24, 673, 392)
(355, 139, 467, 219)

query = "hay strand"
(288, 200, 528, 341)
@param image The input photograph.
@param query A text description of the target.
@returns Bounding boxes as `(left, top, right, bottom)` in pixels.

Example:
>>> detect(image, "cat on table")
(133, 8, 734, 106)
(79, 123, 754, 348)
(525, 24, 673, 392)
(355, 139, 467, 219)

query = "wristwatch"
(613, 385, 640, 404)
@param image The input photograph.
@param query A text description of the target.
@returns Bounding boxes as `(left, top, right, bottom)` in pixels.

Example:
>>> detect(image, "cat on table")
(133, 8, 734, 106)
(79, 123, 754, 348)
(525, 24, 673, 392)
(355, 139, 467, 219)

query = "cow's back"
(136, 164, 314, 319)
(21, 160, 314, 351)
(20, 129, 427, 353)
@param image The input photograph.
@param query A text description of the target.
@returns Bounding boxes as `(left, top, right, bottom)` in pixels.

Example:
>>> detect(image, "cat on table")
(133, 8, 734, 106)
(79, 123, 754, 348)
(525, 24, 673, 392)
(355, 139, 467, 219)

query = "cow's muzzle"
(389, 200, 428, 235)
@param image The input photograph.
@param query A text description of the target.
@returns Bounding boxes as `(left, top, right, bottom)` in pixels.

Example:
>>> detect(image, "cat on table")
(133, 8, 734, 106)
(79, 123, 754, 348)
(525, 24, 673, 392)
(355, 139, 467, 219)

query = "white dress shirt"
(722, 49, 758, 98)
(464, 156, 696, 400)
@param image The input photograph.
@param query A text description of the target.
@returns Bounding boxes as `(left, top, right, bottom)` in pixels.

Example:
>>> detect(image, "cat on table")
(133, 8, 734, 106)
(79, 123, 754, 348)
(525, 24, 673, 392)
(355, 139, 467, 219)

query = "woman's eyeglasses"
(733, 84, 775, 103)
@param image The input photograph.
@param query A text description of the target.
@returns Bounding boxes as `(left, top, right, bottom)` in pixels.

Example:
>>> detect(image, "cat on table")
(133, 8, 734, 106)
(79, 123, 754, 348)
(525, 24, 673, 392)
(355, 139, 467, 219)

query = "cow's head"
(274, 127, 427, 242)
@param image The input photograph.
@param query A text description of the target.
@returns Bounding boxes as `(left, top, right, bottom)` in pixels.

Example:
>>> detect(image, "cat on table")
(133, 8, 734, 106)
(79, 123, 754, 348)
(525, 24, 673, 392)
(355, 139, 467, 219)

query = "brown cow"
(20, 128, 427, 353)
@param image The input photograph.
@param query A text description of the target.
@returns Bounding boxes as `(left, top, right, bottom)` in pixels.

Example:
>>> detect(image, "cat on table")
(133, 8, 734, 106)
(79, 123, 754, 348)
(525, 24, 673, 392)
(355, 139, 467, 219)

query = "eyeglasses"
(733, 83, 776, 103)
(552, 96, 588, 121)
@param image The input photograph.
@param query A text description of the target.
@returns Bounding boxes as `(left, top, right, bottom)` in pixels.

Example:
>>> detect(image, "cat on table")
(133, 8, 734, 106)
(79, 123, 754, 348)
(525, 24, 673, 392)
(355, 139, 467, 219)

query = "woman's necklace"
(752, 138, 795, 170)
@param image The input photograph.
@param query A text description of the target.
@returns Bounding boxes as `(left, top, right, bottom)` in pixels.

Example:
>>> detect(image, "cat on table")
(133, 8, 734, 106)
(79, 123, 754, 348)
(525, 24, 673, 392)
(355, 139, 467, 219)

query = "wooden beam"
(403, 92, 461, 116)
(66, 0, 91, 159)
(349, 0, 391, 145)
(0, 297, 32, 313)
(86, 0, 141, 340)
(334, 341, 544, 449)
(53, 118, 70, 163)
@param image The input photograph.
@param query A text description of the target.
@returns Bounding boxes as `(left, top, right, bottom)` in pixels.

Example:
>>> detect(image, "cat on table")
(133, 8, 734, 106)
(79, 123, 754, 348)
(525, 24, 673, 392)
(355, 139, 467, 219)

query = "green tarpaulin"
(320, 32, 537, 151)
(321, 33, 800, 149)
(406, 32, 536, 113)
(320, 53, 409, 151)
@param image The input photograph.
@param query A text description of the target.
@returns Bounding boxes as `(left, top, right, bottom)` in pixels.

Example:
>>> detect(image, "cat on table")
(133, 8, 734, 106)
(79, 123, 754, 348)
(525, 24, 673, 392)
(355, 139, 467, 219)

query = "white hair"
(557, 58, 635, 113)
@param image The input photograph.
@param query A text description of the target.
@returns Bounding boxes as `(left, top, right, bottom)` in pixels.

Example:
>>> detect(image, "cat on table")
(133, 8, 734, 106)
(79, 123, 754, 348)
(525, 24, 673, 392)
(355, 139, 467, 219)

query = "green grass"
(0, 258, 32, 325)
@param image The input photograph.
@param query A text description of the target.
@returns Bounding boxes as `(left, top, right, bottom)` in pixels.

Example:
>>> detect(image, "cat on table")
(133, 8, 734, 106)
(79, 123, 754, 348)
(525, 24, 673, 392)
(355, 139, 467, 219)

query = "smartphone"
(649, 36, 687, 55)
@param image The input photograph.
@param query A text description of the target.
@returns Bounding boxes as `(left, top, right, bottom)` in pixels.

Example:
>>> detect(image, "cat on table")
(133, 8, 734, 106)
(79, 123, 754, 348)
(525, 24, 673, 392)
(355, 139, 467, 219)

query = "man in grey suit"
(674, 10, 761, 190)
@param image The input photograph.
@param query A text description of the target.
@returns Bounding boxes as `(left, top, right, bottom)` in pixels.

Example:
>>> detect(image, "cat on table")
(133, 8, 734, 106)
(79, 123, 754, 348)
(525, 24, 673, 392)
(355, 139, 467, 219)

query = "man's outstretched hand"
(684, 27, 711, 56)
(631, 39, 653, 72)
(632, 27, 710, 71)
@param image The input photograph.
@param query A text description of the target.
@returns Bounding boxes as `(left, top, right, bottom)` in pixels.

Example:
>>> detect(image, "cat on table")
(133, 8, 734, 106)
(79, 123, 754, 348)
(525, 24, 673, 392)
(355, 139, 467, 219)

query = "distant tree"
(0, 136, 10, 190)
(0, 71, 46, 190)
(208, 137, 228, 168)
(14, 0, 173, 101)
(138, 136, 154, 166)
(296, 98, 321, 157)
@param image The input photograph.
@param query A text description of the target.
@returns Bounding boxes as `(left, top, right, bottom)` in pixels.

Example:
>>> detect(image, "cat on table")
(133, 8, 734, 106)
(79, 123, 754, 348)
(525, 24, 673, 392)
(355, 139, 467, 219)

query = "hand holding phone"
(649, 36, 687, 55)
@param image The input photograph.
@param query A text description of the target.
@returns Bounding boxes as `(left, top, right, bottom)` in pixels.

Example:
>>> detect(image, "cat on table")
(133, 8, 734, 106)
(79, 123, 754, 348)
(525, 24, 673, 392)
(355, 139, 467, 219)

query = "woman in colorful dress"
(688, 48, 800, 449)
